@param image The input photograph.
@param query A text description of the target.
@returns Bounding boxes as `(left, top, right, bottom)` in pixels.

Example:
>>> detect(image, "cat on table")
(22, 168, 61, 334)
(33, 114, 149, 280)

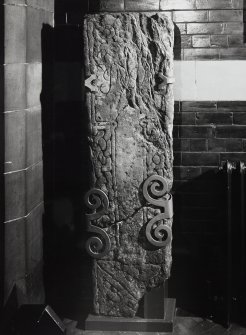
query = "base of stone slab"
(85, 298, 176, 333)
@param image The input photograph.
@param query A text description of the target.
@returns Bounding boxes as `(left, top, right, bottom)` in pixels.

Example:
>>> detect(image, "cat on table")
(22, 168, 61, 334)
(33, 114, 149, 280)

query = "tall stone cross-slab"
(84, 12, 174, 317)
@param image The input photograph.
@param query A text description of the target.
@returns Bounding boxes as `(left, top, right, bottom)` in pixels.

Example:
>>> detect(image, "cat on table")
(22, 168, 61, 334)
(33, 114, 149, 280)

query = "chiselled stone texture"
(84, 13, 174, 317)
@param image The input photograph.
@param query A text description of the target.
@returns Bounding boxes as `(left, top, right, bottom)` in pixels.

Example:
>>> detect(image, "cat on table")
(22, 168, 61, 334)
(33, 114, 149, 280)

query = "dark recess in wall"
(42, 2, 93, 323)
(55, 0, 88, 25)
(174, 24, 181, 60)
(170, 169, 228, 323)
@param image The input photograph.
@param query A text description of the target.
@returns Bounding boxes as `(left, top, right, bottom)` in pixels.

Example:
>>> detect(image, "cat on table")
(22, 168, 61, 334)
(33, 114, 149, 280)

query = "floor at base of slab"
(64, 316, 246, 335)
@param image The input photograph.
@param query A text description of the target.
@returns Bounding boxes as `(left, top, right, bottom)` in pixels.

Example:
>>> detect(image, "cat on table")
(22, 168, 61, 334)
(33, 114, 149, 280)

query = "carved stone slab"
(84, 12, 174, 317)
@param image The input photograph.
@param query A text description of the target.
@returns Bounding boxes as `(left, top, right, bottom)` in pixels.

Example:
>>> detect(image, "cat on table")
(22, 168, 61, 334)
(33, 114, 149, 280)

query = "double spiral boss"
(143, 175, 173, 248)
(84, 175, 173, 259)
(84, 189, 111, 259)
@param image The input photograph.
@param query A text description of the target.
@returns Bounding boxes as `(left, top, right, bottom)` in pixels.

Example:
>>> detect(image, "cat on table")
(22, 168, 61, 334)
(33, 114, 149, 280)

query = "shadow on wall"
(55, 0, 88, 25)
(170, 23, 231, 323)
(41, 14, 93, 323)
(174, 23, 182, 60)
(169, 169, 229, 324)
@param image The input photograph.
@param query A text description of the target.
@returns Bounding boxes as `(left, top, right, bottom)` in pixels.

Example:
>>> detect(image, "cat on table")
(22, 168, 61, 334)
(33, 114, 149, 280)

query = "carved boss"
(84, 188, 111, 259)
(143, 175, 173, 248)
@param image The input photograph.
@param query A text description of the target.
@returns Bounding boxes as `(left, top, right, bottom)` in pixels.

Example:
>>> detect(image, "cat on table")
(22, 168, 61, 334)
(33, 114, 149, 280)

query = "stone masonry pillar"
(1, 0, 54, 308)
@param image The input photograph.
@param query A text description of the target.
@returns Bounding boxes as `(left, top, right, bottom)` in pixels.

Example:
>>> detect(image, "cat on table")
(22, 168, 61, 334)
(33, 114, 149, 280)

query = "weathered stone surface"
(84, 13, 174, 317)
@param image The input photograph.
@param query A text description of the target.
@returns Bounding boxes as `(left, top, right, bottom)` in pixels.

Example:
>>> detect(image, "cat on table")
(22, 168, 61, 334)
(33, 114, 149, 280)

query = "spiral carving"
(146, 214, 172, 247)
(84, 189, 111, 259)
(143, 175, 173, 248)
(143, 174, 170, 207)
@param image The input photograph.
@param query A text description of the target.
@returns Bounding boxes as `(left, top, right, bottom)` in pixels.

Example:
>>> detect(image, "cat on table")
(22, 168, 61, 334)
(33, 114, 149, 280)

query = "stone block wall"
(1, 0, 54, 310)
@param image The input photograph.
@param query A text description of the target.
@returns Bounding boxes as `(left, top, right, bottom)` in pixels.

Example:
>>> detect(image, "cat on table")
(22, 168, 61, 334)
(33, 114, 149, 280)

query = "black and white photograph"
(0, 0, 246, 334)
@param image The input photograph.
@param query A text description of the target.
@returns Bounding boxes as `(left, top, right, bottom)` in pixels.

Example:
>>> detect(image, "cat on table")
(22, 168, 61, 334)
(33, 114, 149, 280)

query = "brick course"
(208, 9, 243, 22)
(60, 0, 246, 60)
(173, 101, 246, 283)
(173, 10, 208, 22)
(125, 0, 159, 11)
(104, 0, 246, 60)
(99, 0, 124, 11)
(192, 35, 210, 48)
(174, 101, 246, 167)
